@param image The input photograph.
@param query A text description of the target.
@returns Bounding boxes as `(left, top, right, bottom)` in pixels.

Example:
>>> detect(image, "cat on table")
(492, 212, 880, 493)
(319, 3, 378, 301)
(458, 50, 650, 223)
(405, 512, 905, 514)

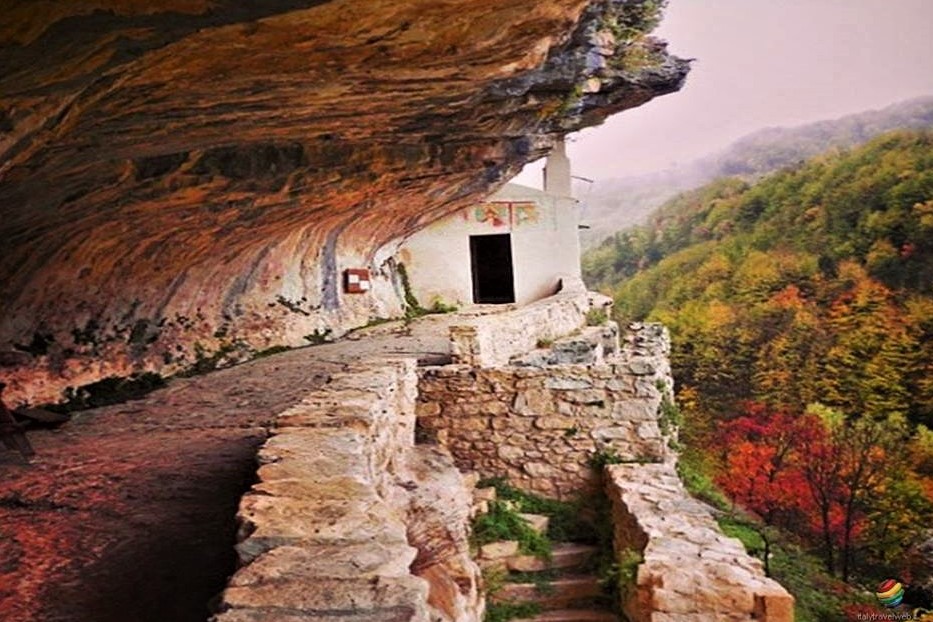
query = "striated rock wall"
(417, 322, 676, 500)
(605, 463, 795, 622)
(0, 1, 689, 405)
(215, 358, 483, 622)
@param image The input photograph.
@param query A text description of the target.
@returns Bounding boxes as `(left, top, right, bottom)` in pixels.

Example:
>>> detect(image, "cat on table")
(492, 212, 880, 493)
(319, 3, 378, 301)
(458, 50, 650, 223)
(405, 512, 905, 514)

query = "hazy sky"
(515, 0, 933, 186)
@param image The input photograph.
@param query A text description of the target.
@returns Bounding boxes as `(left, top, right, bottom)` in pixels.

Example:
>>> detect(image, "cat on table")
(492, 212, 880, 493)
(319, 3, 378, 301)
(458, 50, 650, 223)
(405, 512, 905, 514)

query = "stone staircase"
(473, 487, 618, 622)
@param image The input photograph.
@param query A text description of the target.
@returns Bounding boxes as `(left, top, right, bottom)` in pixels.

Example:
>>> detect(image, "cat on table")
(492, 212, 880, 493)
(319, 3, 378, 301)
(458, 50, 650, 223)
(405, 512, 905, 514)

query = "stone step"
(471, 500, 490, 516)
(492, 576, 603, 609)
(512, 609, 618, 622)
(480, 540, 519, 560)
(518, 512, 549, 535)
(507, 543, 599, 573)
(473, 486, 497, 502)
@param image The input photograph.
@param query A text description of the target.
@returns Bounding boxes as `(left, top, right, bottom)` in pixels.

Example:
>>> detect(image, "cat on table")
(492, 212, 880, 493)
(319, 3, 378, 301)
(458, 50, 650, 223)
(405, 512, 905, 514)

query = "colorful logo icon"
(875, 579, 905, 608)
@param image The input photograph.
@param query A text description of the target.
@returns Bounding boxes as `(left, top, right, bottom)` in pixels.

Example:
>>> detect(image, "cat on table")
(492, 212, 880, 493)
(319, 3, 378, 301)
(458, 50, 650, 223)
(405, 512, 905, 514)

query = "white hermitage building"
(398, 141, 582, 307)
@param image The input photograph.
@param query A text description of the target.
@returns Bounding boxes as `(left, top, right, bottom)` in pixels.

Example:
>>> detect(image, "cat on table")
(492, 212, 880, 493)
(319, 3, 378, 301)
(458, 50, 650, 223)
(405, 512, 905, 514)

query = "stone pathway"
(0, 313, 469, 622)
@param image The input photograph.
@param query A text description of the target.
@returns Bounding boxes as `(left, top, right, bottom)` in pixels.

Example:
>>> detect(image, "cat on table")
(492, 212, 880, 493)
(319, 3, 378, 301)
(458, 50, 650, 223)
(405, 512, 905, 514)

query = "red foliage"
(714, 402, 881, 579)
(716, 403, 810, 528)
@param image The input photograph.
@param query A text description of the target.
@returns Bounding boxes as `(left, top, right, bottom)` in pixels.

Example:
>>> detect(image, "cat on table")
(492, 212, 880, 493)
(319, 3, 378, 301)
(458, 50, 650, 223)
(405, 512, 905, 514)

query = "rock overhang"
(0, 0, 689, 405)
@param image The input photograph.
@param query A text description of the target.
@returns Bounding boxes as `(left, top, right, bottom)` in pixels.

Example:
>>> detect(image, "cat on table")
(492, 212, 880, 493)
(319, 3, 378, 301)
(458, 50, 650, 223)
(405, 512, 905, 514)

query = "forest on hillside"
(583, 131, 933, 618)
(580, 95, 933, 247)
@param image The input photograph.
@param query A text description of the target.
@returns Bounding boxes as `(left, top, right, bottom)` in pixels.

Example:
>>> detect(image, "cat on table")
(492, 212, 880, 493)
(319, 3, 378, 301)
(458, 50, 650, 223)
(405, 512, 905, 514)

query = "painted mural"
(466, 201, 539, 228)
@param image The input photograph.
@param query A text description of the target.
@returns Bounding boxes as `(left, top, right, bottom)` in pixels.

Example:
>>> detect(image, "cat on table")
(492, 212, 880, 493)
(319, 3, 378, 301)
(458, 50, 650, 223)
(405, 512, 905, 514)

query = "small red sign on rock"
(344, 269, 371, 293)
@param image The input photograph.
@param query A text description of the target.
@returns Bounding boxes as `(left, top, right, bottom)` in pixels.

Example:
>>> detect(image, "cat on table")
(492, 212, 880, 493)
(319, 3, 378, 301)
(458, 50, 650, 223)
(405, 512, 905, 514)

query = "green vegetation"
(614, 548, 643, 598)
(675, 450, 730, 511)
(253, 344, 290, 358)
(484, 602, 541, 622)
(477, 477, 593, 544)
(471, 500, 551, 559)
(180, 341, 225, 376)
(474, 478, 620, 618)
(580, 96, 933, 247)
(603, 0, 667, 43)
(583, 130, 933, 613)
(397, 262, 458, 321)
(302, 329, 332, 345)
(50, 371, 166, 413)
(717, 511, 878, 622)
(586, 448, 624, 469)
(585, 307, 608, 326)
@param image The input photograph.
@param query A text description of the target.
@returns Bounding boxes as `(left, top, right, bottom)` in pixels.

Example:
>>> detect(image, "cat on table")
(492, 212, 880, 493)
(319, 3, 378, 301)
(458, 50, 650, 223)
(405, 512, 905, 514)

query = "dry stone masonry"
(448, 284, 608, 368)
(418, 321, 676, 500)
(606, 463, 794, 622)
(211, 295, 793, 621)
(214, 359, 483, 622)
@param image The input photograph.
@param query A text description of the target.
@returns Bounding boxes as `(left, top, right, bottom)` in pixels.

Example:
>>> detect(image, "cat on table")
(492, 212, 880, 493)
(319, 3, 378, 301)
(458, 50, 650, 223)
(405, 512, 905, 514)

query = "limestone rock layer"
(0, 0, 688, 404)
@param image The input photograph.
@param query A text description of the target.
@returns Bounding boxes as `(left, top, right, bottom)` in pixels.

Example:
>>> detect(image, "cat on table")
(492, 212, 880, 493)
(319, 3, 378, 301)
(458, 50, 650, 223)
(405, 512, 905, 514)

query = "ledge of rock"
(0, 0, 688, 405)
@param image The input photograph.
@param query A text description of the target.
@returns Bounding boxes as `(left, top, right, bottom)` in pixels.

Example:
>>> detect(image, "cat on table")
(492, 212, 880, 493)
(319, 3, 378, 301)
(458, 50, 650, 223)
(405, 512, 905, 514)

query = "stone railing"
(213, 359, 482, 622)
(605, 462, 794, 622)
(417, 323, 675, 500)
(448, 279, 610, 368)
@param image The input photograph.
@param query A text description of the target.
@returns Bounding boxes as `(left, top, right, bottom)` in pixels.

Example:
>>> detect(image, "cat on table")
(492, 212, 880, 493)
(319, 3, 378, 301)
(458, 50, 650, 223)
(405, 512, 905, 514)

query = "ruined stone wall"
(605, 463, 795, 622)
(417, 323, 675, 500)
(215, 359, 483, 622)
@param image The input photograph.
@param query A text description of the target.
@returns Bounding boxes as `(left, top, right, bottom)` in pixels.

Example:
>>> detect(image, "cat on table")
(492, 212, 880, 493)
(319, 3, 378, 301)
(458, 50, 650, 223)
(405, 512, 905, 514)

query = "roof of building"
(490, 182, 551, 201)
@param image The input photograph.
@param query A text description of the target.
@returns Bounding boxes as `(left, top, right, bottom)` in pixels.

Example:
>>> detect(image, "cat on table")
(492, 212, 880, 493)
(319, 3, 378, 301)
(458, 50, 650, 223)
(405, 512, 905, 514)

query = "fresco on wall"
(467, 201, 538, 228)
(473, 203, 509, 227)
(511, 202, 538, 226)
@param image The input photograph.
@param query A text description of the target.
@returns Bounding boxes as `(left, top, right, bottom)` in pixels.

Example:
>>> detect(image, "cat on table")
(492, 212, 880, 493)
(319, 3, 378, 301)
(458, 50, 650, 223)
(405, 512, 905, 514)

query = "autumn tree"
(797, 405, 909, 581)
(715, 402, 809, 575)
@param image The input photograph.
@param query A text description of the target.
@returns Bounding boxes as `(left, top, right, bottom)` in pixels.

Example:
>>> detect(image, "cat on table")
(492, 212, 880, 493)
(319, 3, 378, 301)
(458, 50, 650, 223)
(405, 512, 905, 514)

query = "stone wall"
(605, 462, 794, 622)
(417, 323, 675, 500)
(448, 280, 608, 368)
(214, 359, 483, 622)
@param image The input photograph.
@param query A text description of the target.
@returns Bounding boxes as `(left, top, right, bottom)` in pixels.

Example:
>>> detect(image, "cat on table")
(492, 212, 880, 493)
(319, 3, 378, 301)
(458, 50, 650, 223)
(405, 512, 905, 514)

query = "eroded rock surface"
(0, 0, 688, 405)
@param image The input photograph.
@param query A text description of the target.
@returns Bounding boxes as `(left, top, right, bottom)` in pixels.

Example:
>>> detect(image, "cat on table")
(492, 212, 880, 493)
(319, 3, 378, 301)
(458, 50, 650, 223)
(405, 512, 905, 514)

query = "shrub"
(471, 501, 551, 559)
(586, 308, 608, 326)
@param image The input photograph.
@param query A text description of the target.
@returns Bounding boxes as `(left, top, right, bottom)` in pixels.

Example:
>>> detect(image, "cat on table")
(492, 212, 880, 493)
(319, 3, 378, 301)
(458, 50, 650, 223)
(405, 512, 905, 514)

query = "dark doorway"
(470, 234, 516, 304)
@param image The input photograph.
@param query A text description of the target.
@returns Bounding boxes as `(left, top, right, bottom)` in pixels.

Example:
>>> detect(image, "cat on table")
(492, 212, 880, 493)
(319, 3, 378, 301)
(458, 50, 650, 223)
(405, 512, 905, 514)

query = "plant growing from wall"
(50, 371, 166, 412)
(477, 477, 592, 543)
(658, 391, 683, 450)
(585, 307, 608, 326)
(396, 262, 424, 319)
(614, 547, 644, 599)
(396, 262, 458, 321)
(587, 447, 623, 468)
(471, 501, 552, 559)
(303, 328, 332, 345)
(484, 602, 541, 622)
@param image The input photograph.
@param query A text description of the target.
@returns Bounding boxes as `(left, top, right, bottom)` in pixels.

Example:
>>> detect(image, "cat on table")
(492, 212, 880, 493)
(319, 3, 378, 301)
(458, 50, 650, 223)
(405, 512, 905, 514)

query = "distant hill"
(585, 129, 933, 418)
(580, 95, 933, 247)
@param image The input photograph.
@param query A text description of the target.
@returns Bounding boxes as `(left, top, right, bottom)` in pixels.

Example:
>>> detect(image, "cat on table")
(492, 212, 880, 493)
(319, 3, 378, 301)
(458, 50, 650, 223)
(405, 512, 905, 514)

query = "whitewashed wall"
(398, 183, 581, 307)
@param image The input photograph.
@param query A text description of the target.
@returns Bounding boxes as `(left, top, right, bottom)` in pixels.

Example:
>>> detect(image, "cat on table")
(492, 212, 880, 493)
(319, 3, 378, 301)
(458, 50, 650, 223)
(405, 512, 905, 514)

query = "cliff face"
(0, 0, 688, 405)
